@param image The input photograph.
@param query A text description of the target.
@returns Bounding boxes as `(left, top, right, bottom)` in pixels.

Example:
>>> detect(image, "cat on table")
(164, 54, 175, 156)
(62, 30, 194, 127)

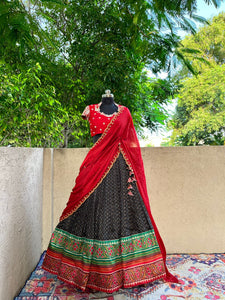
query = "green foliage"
(169, 64, 225, 146)
(130, 73, 178, 134)
(146, 142, 155, 147)
(168, 13, 225, 146)
(169, 13, 225, 146)
(160, 137, 171, 147)
(0, 0, 221, 147)
(0, 0, 48, 68)
(176, 12, 225, 78)
(0, 62, 66, 147)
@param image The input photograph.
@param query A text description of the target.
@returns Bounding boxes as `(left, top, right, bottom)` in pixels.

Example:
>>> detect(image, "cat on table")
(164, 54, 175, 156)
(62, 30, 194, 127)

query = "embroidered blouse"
(82, 103, 121, 137)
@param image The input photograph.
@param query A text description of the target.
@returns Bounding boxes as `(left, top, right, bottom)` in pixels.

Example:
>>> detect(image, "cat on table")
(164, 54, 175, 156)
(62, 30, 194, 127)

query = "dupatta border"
(60, 149, 121, 222)
(119, 143, 134, 173)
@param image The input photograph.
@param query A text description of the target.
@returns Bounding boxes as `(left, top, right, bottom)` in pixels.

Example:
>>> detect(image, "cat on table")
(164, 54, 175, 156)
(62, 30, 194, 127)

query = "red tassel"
(127, 177, 132, 183)
(128, 191, 134, 196)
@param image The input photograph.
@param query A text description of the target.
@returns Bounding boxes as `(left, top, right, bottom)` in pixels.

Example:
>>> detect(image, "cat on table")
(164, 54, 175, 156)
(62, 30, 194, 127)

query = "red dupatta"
(60, 105, 179, 284)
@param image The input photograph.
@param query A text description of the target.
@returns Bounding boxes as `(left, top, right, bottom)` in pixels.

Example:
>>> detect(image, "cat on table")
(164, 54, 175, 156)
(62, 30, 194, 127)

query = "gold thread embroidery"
(91, 106, 125, 150)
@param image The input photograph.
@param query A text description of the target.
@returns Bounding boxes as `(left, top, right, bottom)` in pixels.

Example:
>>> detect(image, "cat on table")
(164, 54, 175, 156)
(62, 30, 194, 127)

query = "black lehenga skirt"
(42, 153, 166, 292)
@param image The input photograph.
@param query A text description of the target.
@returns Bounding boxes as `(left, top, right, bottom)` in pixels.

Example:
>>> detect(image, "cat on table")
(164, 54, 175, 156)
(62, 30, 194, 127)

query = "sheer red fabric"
(60, 106, 178, 284)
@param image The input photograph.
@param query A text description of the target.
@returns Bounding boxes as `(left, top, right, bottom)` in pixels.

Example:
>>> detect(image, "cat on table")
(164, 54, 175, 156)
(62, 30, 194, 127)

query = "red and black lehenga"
(42, 104, 178, 293)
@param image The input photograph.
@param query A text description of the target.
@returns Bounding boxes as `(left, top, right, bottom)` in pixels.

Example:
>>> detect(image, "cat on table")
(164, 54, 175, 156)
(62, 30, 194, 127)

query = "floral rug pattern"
(15, 252, 225, 300)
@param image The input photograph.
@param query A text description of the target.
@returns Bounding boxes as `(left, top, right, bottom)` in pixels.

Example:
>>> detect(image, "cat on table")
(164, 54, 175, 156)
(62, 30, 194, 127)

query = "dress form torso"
(81, 92, 120, 143)
(93, 97, 118, 143)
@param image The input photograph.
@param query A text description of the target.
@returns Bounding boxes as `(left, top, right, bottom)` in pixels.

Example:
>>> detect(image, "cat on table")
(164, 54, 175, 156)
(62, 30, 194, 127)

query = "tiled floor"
(15, 252, 225, 299)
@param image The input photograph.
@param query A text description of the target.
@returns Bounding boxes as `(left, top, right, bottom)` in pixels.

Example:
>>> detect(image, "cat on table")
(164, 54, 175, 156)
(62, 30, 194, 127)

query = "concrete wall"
(42, 146, 225, 254)
(0, 148, 43, 300)
(141, 146, 225, 253)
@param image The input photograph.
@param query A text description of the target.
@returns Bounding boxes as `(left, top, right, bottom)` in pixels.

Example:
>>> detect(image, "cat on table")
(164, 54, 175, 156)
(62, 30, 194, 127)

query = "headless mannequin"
(93, 91, 118, 143)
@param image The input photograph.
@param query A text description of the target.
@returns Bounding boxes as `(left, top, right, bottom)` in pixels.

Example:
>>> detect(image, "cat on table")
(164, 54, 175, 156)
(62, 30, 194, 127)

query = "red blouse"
(82, 103, 121, 137)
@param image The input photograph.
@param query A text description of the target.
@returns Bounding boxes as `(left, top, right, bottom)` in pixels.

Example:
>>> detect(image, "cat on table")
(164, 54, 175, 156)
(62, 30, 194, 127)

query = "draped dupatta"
(60, 106, 178, 284)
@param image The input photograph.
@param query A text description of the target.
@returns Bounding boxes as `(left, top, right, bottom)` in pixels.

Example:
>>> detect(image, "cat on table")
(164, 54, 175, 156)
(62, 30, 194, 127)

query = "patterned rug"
(15, 251, 225, 300)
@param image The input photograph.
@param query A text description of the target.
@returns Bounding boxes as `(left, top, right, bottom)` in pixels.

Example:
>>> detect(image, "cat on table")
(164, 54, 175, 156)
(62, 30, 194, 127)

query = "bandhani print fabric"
(42, 105, 178, 292)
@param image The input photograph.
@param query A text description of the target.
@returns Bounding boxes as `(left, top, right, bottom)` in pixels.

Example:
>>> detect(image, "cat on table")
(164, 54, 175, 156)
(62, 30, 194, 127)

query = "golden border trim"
(119, 144, 134, 173)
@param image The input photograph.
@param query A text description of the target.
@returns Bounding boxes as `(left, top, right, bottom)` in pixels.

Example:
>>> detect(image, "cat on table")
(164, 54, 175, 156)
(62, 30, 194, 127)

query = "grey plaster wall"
(0, 147, 43, 300)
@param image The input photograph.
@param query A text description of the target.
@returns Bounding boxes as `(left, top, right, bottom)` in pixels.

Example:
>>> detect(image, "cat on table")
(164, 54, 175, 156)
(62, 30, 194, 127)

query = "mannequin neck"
(101, 97, 115, 105)
(99, 97, 118, 115)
